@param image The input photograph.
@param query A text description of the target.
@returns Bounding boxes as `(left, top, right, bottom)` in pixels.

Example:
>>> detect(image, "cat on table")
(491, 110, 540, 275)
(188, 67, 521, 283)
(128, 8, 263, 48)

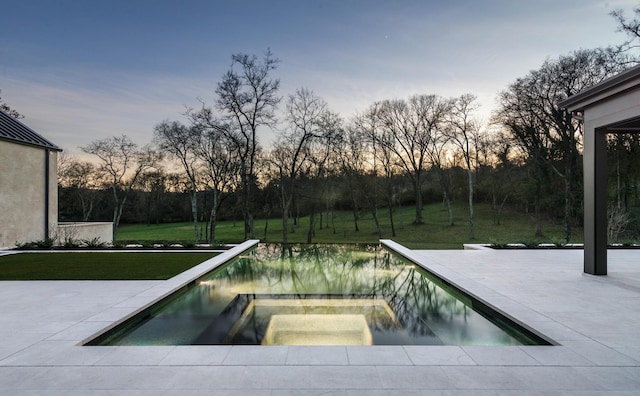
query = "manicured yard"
(0, 252, 218, 280)
(118, 202, 583, 249)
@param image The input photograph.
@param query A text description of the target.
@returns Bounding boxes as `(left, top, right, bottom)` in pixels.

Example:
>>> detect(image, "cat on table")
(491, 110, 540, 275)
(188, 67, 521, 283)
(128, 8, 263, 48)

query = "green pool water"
(91, 244, 549, 346)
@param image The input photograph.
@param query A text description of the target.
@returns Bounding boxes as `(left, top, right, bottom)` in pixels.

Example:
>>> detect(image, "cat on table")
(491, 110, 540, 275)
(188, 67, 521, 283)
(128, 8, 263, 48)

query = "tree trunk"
(282, 198, 291, 244)
(307, 205, 316, 243)
(372, 207, 382, 238)
(388, 202, 396, 237)
(190, 190, 198, 243)
(351, 199, 359, 232)
(467, 169, 475, 239)
(444, 191, 454, 226)
(413, 176, 423, 225)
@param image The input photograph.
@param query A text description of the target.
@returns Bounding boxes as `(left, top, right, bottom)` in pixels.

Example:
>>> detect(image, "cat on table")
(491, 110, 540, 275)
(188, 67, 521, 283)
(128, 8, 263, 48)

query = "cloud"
(3, 69, 213, 154)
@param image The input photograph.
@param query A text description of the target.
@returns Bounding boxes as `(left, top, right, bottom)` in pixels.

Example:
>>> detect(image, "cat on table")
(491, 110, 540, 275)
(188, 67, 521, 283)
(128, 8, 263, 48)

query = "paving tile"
(307, 366, 382, 389)
(562, 340, 640, 366)
(85, 307, 139, 322)
(270, 390, 349, 396)
(376, 365, 452, 389)
(158, 345, 231, 365)
(0, 341, 115, 366)
(223, 345, 289, 365)
(30, 366, 178, 390)
(347, 346, 412, 365)
(441, 366, 599, 391)
(93, 346, 175, 365)
(403, 346, 476, 366)
(286, 346, 348, 365)
(522, 320, 590, 342)
(462, 346, 540, 366)
(211, 365, 310, 389)
(46, 321, 114, 342)
(575, 367, 640, 391)
(520, 346, 594, 366)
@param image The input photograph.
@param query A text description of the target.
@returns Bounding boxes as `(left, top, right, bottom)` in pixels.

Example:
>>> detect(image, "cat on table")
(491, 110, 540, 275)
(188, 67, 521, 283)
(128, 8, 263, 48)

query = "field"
(0, 252, 218, 280)
(118, 203, 582, 249)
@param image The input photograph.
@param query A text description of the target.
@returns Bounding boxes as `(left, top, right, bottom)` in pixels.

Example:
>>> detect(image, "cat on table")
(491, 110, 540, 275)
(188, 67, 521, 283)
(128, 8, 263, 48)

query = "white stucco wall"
(57, 222, 113, 245)
(0, 141, 58, 248)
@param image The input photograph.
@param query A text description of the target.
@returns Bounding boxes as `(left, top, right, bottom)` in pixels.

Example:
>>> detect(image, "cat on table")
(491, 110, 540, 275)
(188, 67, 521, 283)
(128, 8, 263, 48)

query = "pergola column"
(583, 125, 608, 275)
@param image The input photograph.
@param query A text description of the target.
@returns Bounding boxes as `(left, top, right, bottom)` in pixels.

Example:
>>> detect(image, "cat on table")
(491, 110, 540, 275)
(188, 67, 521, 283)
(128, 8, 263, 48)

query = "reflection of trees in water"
(200, 244, 471, 340)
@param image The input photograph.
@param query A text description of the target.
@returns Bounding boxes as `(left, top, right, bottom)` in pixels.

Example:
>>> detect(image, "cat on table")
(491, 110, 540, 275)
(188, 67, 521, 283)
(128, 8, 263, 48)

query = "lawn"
(118, 202, 583, 249)
(0, 252, 218, 280)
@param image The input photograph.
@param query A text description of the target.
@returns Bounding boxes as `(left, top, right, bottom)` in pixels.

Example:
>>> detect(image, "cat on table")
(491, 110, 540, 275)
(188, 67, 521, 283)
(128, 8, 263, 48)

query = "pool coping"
(381, 239, 559, 346)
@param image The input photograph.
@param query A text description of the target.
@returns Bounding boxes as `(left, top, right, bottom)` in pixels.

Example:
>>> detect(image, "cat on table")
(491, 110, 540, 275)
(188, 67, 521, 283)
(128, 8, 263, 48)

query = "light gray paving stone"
(522, 321, 590, 342)
(424, 391, 503, 396)
(93, 346, 175, 365)
(223, 345, 289, 365)
(0, 367, 50, 390)
(286, 346, 348, 365)
(85, 307, 141, 322)
(461, 346, 540, 366)
(46, 321, 114, 341)
(307, 365, 382, 389)
(403, 346, 476, 366)
(575, 367, 640, 391)
(376, 365, 452, 389)
(442, 366, 600, 391)
(612, 346, 640, 362)
(562, 340, 640, 366)
(158, 345, 231, 365)
(270, 390, 349, 396)
(0, 341, 115, 366)
(210, 365, 311, 389)
(519, 346, 594, 366)
(346, 346, 412, 365)
(30, 366, 178, 390)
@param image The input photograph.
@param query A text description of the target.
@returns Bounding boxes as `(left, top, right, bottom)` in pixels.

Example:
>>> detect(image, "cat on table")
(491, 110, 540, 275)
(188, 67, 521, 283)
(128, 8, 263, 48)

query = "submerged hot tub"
(87, 243, 551, 346)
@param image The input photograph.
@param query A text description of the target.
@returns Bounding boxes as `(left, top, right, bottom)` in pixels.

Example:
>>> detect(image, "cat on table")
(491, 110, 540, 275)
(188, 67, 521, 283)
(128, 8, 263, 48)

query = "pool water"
(92, 244, 548, 346)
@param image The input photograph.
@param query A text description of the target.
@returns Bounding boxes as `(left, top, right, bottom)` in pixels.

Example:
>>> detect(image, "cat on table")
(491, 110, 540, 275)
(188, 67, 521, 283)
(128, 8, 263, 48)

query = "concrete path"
(0, 248, 638, 394)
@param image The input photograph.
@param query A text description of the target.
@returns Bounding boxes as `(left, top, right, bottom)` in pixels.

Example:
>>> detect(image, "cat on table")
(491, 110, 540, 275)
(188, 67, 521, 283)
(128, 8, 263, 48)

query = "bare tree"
(426, 127, 455, 227)
(193, 126, 238, 244)
(445, 94, 481, 239)
(81, 135, 160, 241)
(376, 95, 450, 225)
(303, 110, 342, 243)
(154, 120, 201, 243)
(58, 154, 100, 221)
(214, 50, 281, 240)
(270, 88, 328, 243)
(337, 122, 368, 233)
(611, 6, 640, 55)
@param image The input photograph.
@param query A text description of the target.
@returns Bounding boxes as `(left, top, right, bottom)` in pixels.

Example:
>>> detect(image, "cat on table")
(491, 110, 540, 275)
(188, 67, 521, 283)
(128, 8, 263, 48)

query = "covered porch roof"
(559, 63, 640, 275)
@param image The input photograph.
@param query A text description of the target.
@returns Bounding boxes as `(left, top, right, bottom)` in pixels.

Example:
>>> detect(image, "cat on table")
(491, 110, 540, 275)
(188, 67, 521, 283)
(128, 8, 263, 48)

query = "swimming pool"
(88, 243, 551, 346)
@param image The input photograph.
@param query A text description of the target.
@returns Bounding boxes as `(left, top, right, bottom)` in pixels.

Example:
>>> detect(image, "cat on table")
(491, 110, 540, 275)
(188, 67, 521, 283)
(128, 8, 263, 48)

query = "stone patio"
(0, 245, 639, 394)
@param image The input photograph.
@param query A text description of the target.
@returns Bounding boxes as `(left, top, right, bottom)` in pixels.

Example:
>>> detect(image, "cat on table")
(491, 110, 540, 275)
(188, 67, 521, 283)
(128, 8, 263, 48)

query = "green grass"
(0, 252, 218, 280)
(118, 202, 583, 249)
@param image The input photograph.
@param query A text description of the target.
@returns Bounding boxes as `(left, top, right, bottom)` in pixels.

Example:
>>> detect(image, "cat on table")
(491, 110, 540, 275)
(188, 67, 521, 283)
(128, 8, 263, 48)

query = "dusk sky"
(1, 0, 637, 156)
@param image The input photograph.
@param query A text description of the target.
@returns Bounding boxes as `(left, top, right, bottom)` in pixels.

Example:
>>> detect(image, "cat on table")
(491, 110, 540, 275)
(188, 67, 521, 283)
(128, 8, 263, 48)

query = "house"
(0, 110, 61, 248)
(0, 110, 112, 248)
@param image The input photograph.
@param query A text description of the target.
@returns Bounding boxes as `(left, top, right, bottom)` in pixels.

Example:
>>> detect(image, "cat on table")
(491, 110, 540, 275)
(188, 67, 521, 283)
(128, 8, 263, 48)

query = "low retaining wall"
(58, 222, 113, 245)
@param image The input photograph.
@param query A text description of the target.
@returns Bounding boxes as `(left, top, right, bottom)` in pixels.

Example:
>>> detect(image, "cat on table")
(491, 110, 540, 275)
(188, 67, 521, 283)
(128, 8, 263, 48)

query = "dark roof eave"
(558, 64, 640, 112)
(0, 110, 63, 151)
(0, 136, 63, 152)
